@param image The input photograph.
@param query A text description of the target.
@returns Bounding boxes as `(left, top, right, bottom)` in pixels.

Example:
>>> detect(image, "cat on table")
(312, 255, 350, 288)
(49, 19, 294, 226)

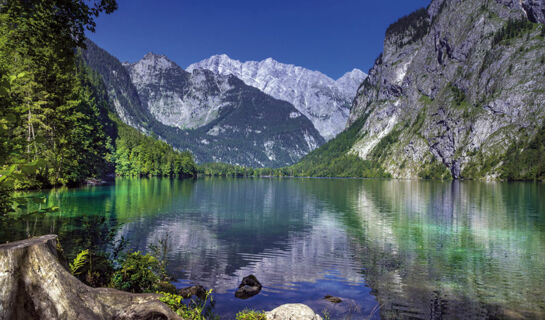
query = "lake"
(2, 177, 545, 319)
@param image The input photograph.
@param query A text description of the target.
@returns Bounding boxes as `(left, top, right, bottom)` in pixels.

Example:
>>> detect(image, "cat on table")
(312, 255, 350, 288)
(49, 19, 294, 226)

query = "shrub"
(159, 290, 216, 320)
(111, 251, 162, 293)
(236, 309, 267, 320)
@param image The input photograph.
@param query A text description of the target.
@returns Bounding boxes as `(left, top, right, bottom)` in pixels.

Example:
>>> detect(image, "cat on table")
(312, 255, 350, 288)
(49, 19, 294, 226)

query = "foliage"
(147, 233, 171, 281)
(418, 159, 452, 180)
(369, 126, 403, 161)
(235, 309, 267, 320)
(70, 249, 90, 275)
(113, 117, 197, 178)
(288, 114, 390, 178)
(0, 0, 197, 218)
(0, 0, 119, 189)
(492, 18, 536, 46)
(501, 124, 545, 181)
(385, 8, 430, 45)
(199, 163, 257, 177)
(110, 251, 163, 293)
(448, 83, 468, 107)
(69, 249, 114, 287)
(159, 290, 216, 320)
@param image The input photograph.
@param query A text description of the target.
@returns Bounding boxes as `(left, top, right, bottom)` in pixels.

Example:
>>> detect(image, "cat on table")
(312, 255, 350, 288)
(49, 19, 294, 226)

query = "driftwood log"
(0, 235, 181, 320)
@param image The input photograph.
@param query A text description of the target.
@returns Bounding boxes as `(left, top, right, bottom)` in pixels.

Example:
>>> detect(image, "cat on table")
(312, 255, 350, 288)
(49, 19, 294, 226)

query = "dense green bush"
(111, 251, 162, 293)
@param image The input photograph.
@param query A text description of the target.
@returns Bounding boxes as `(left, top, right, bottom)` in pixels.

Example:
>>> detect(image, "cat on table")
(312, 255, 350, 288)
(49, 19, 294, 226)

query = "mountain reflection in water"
(3, 178, 545, 319)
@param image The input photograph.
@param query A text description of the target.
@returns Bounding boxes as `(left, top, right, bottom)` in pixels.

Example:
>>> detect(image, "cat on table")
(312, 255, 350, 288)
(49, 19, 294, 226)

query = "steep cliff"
(187, 55, 367, 140)
(337, 0, 545, 180)
(83, 42, 324, 167)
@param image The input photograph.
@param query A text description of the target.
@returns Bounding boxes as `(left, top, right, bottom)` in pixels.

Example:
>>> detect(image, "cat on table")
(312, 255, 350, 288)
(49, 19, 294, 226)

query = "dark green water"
(2, 178, 545, 319)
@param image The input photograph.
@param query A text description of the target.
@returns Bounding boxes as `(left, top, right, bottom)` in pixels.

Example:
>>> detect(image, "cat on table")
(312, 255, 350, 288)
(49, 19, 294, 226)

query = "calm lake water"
(2, 178, 545, 319)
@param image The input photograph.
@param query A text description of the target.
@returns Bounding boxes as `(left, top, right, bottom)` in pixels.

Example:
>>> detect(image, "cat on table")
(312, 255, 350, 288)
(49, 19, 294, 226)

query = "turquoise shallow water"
(2, 178, 545, 319)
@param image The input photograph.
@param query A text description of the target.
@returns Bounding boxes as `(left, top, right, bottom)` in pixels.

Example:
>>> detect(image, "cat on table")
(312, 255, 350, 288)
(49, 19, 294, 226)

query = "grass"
(235, 309, 267, 320)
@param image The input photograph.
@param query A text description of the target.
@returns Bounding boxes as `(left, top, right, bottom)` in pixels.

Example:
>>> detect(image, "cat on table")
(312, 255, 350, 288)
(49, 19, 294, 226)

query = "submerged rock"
(266, 304, 323, 320)
(0, 235, 180, 320)
(324, 295, 342, 303)
(234, 274, 262, 299)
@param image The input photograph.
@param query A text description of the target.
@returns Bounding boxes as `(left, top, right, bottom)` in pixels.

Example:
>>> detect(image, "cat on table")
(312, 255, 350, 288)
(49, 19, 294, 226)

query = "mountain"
(82, 42, 324, 167)
(293, 0, 545, 180)
(187, 55, 367, 140)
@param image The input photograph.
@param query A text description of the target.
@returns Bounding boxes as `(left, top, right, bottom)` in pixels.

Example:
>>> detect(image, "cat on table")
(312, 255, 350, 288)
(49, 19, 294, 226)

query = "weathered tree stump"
(0, 235, 181, 320)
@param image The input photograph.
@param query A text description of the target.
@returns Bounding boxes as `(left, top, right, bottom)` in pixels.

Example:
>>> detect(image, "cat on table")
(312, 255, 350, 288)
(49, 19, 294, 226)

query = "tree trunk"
(0, 235, 181, 320)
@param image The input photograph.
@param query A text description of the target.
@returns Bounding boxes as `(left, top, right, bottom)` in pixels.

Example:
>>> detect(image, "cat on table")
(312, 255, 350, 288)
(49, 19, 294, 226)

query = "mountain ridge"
(187, 54, 367, 140)
(82, 41, 325, 167)
(291, 0, 545, 181)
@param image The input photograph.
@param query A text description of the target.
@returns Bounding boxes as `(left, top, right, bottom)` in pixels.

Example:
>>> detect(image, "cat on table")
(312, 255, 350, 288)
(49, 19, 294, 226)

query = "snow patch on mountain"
(187, 54, 367, 140)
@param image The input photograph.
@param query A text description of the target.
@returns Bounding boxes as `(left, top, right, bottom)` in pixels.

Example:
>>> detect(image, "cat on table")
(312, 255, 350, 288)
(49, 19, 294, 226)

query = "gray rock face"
(83, 41, 325, 167)
(346, 0, 545, 179)
(188, 55, 367, 140)
(266, 304, 323, 320)
(522, 0, 545, 23)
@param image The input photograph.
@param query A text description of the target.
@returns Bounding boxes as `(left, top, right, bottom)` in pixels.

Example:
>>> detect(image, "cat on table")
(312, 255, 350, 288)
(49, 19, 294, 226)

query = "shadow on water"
(2, 178, 545, 319)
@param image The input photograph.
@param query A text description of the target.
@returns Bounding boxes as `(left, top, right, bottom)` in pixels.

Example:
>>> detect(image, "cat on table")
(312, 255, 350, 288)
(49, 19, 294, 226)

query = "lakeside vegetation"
(0, 0, 196, 216)
(199, 114, 391, 179)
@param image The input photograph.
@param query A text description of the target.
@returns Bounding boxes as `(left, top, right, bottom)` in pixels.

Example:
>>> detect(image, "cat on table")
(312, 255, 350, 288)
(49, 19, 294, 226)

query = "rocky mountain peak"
(131, 52, 178, 73)
(187, 55, 367, 140)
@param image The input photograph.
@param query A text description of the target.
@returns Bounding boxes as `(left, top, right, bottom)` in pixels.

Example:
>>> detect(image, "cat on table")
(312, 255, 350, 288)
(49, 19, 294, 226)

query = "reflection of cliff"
(117, 214, 367, 294)
(321, 180, 545, 320)
(115, 178, 368, 293)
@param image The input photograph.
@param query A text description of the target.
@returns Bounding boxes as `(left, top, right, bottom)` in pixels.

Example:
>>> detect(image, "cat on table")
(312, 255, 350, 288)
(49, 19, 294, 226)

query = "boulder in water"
(266, 304, 323, 320)
(234, 274, 262, 299)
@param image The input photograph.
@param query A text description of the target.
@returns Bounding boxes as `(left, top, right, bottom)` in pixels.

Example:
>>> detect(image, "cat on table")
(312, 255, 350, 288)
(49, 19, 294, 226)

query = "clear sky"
(87, 0, 429, 79)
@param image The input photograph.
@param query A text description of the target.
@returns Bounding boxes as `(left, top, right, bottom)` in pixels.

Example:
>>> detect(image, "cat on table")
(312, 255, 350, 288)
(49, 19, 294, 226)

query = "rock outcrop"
(0, 235, 179, 320)
(265, 304, 322, 320)
(340, 0, 545, 179)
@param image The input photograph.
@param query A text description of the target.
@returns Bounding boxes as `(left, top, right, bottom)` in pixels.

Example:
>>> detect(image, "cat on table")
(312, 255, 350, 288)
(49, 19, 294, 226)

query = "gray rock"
(345, 0, 545, 180)
(266, 304, 323, 320)
(235, 274, 262, 299)
(177, 285, 207, 300)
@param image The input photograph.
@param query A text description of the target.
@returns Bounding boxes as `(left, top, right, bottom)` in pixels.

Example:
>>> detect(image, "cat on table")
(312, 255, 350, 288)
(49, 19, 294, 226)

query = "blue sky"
(88, 0, 429, 79)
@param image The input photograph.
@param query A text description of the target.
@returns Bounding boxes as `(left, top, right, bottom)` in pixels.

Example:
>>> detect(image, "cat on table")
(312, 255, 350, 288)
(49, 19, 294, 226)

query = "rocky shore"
(0, 235, 323, 320)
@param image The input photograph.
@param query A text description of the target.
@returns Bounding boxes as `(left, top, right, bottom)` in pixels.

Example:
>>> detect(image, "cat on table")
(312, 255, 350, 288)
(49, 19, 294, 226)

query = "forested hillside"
(0, 0, 196, 215)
